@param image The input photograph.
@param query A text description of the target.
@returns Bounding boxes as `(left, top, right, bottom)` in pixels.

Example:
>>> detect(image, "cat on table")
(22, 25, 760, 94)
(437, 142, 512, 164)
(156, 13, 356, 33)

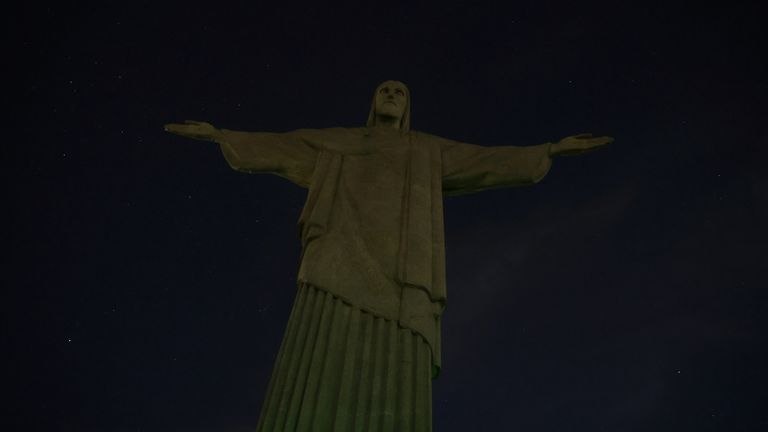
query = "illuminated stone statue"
(165, 80, 612, 431)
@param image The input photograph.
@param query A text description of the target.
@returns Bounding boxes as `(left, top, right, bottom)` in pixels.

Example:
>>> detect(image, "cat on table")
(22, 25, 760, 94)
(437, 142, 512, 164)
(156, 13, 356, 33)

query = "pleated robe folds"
(215, 126, 552, 431)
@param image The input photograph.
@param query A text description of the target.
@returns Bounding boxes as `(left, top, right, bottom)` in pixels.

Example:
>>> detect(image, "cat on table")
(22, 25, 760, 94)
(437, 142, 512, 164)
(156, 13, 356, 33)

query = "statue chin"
(376, 104, 404, 119)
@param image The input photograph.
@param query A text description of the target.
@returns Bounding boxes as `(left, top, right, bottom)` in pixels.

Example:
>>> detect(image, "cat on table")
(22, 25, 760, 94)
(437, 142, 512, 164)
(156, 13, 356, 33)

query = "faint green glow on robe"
(217, 125, 552, 377)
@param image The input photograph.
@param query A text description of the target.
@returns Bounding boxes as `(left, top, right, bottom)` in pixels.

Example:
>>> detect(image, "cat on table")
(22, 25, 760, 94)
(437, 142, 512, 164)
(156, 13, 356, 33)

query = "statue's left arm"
(214, 128, 319, 188)
(441, 133, 613, 196)
(164, 120, 320, 188)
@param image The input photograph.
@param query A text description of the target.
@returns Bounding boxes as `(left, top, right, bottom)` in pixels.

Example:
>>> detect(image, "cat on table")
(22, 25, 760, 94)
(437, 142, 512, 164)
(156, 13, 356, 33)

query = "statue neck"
(374, 114, 402, 129)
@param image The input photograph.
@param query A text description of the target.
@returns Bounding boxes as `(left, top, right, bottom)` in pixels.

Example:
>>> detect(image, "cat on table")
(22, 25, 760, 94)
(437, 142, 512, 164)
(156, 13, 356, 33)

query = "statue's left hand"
(550, 133, 614, 157)
(164, 120, 218, 141)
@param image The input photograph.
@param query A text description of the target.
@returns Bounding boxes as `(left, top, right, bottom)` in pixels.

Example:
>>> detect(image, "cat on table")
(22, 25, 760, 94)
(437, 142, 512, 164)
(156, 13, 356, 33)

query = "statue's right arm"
(164, 120, 319, 188)
(439, 137, 553, 196)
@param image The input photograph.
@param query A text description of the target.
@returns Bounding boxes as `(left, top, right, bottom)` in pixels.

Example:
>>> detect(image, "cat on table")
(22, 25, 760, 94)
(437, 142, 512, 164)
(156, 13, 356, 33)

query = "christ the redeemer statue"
(165, 80, 612, 431)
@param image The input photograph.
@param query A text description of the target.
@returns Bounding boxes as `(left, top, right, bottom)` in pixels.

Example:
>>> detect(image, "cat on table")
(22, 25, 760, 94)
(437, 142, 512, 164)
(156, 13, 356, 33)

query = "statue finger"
(581, 137, 612, 150)
(573, 133, 593, 139)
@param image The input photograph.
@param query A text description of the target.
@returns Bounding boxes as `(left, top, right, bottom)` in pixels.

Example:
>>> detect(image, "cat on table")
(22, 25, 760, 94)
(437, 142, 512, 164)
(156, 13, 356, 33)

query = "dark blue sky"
(8, 1, 767, 431)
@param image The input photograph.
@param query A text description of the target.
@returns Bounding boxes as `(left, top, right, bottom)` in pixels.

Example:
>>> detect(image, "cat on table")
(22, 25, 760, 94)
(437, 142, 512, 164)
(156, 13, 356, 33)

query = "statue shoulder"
(292, 126, 366, 140)
(289, 127, 369, 153)
(409, 130, 453, 147)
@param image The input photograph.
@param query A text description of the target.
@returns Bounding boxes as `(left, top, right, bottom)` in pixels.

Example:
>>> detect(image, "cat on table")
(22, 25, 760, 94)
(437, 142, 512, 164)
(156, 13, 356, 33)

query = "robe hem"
(296, 279, 441, 379)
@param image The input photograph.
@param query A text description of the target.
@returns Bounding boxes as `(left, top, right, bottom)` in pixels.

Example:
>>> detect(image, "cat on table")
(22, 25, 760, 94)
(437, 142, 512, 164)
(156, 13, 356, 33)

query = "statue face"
(374, 81, 408, 122)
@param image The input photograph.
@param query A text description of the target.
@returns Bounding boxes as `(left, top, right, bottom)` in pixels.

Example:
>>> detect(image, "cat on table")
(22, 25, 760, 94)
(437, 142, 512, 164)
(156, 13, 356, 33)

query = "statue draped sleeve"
(215, 129, 320, 188)
(440, 139, 554, 196)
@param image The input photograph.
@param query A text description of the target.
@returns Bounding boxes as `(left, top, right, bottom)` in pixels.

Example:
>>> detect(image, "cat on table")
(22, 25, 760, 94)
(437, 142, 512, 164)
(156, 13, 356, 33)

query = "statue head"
(366, 80, 411, 131)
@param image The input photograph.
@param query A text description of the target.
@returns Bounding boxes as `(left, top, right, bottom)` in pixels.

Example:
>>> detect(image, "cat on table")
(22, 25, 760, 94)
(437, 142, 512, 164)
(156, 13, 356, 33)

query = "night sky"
(8, 1, 768, 431)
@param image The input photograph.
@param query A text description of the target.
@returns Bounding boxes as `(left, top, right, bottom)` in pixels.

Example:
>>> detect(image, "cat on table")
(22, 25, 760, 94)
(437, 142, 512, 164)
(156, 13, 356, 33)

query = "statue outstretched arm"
(549, 133, 613, 157)
(440, 133, 612, 196)
(164, 120, 319, 188)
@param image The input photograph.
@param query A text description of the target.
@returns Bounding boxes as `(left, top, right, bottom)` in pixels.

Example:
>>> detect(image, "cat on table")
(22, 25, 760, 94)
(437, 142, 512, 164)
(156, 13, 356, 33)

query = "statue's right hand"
(164, 120, 218, 141)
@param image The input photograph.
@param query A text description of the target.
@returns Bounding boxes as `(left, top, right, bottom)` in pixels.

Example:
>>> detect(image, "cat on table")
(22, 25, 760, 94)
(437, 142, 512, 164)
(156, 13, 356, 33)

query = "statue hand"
(164, 120, 218, 141)
(550, 133, 614, 157)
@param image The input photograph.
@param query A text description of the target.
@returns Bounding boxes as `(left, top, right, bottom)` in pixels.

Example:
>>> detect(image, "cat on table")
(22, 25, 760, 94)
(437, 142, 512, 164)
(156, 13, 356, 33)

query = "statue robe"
(216, 126, 552, 430)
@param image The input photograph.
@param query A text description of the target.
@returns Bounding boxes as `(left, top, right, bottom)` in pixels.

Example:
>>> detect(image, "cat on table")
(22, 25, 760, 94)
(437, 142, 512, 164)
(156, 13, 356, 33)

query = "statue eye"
(395, 90, 404, 96)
